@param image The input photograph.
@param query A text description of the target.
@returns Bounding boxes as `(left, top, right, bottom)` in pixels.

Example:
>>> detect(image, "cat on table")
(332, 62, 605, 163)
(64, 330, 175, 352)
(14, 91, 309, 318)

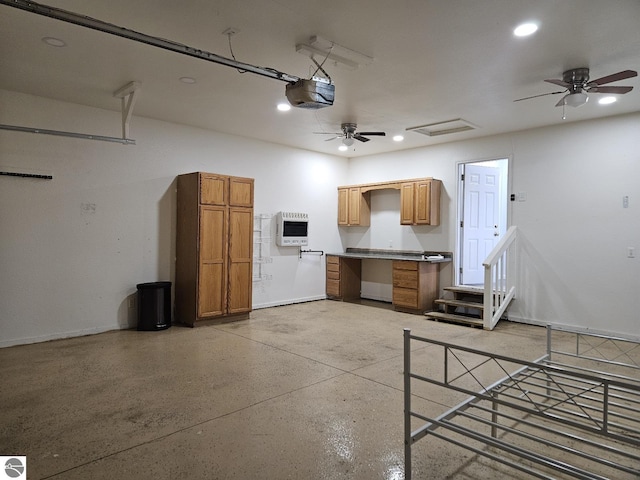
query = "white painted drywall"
(346, 113, 640, 339)
(0, 90, 346, 346)
(2, 89, 638, 345)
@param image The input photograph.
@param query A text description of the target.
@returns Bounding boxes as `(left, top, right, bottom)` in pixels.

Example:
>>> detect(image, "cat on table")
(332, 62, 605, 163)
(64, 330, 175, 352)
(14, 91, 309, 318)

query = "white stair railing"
(482, 226, 517, 330)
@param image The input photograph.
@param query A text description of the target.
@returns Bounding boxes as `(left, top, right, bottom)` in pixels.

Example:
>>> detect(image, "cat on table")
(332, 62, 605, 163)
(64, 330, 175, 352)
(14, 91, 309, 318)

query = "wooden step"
(443, 286, 484, 296)
(424, 311, 483, 328)
(434, 298, 484, 310)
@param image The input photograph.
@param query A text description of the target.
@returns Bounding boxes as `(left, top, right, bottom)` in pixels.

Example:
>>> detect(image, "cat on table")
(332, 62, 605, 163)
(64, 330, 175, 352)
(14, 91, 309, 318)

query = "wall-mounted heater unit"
(276, 212, 309, 246)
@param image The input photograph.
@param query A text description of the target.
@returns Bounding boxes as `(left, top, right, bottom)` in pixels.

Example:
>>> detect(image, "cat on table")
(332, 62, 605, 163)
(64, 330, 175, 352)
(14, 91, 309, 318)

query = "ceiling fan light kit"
(515, 67, 637, 108)
(563, 92, 588, 107)
(315, 122, 386, 146)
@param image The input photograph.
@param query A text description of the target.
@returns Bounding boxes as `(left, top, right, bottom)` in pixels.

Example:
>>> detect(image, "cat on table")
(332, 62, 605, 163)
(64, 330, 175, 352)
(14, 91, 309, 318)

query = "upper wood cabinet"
(338, 178, 441, 226)
(400, 179, 441, 226)
(337, 187, 371, 226)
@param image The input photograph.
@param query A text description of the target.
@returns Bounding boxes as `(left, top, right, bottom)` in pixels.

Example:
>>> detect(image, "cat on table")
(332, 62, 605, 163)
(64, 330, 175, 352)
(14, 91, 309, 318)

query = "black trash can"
(136, 281, 172, 331)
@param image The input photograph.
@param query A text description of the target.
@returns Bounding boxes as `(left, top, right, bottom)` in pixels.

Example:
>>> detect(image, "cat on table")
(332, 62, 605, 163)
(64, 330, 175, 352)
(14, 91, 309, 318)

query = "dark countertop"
(327, 248, 452, 263)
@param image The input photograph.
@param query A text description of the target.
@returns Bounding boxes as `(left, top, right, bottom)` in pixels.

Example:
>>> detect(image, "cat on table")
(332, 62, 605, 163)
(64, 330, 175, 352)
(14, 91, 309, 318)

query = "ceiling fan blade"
(357, 131, 386, 136)
(587, 69, 637, 86)
(324, 136, 341, 142)
(313, 131, 342, 135)
(544, 78, 571, 88)
(555, 94, 569, 107)
(587, 85, 633, 94)
(353, 134, 370, 143)
(513, 90, 565, 102)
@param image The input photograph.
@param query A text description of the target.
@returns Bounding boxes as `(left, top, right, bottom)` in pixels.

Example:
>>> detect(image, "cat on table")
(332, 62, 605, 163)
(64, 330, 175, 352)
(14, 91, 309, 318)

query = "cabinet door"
(348, 187, 362, 225)
(400, 182, 415, 225)
(337, 188, 349, 226)
(228, 207, 253, 314)
(414, 180, 432, 225)
(229, 176, 254, 207)
(200, 174, 228, 205)
(198, 206, 227, 317)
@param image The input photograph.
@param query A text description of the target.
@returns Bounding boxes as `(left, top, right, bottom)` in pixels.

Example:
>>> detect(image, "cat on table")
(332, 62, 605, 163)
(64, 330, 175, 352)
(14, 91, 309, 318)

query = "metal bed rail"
(403, 327, 640, 479)
(545, 326, 640, 380)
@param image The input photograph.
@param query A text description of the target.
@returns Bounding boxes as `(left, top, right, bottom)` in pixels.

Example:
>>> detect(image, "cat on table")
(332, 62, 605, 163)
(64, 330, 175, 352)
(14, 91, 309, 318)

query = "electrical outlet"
(623, 195, 629, 208)
(628, 247, 635, 258)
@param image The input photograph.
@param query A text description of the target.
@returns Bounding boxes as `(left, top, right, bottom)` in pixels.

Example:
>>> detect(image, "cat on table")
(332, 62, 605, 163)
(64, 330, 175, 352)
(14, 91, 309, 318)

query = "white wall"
(2, 89, 638, 346)
(345, 113, 640, 339)
(0, 90, 346, 347)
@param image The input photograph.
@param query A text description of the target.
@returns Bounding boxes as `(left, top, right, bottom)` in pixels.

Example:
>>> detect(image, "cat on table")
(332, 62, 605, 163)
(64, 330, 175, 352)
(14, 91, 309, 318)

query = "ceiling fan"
(514, 68, 637, 107)
(315, 123, 386, 146)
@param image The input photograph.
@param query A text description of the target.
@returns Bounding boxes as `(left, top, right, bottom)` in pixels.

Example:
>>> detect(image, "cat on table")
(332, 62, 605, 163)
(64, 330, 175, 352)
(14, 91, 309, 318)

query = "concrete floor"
(1, 300, 554, 479)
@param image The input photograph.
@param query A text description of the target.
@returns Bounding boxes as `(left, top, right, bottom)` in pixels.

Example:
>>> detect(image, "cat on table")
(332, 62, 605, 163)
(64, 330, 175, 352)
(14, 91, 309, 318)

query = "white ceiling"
(1, 0, 639, 157)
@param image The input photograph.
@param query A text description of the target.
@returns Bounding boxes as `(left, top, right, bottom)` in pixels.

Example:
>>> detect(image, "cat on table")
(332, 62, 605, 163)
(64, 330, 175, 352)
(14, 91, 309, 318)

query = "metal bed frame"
(403, 325, 640, 479)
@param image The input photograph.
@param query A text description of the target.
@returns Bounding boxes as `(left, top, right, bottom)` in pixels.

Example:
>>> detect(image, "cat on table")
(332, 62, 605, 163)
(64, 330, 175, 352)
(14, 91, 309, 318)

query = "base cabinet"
(326, 255, 361, 300)
(392, 260, 439, 313)
(326, 255, 443, 315)
(176, 172, 254, 326)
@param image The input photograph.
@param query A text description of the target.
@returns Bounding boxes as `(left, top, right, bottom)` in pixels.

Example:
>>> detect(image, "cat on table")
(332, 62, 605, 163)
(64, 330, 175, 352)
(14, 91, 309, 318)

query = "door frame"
(455, 156, 512, 287)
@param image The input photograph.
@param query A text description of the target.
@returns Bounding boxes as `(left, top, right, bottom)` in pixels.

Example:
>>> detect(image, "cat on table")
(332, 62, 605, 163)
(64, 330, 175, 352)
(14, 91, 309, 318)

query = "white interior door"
(461, 164, 501, 285)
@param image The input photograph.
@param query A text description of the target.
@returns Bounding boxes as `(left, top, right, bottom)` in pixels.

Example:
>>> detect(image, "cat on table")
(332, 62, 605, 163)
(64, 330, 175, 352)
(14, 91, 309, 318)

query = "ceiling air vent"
(406, 118, 478, 137)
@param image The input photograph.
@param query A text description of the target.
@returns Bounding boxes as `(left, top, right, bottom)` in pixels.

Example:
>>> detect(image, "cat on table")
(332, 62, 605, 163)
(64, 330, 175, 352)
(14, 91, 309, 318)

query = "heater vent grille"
(407, 118, 478, 137)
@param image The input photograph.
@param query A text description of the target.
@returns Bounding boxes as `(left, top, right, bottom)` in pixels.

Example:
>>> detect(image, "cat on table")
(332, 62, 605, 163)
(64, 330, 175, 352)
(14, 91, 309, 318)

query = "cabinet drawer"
(326, 279, 341, 297)
(326, 255, 340, 265)
(393, 287, 418, 308)
(327, 270, 340, 281)
(393, 260, 418, 271)
(393, 269, 419, 288)
(327, 263, 340, 273)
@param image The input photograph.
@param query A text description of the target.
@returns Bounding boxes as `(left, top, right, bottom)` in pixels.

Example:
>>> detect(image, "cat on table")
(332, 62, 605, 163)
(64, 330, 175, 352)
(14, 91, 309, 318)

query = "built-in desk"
(326, 248, 451, 314)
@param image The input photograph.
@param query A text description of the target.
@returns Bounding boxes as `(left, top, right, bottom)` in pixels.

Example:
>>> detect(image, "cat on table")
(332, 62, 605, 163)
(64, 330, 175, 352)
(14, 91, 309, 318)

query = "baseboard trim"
(506, 315, 640, 343)
(253, 295, 327, 310)
(0, 324, 131, 349)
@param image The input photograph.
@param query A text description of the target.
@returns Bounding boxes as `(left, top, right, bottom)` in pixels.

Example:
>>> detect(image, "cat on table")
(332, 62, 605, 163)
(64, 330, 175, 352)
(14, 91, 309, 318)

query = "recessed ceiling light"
(393, 135, 404, 142)
(598, 96, 617, 105)
(514, 23, 538, 37)
(338, 145, 348, 152)
(179, 76, 196, 84)
(277, 102, 291, 112)
(42, 36, 66, 47)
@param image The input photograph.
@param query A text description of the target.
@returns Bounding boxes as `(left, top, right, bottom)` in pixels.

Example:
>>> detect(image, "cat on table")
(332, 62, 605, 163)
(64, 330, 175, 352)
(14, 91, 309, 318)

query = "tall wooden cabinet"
(176, 172, 254, 326)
